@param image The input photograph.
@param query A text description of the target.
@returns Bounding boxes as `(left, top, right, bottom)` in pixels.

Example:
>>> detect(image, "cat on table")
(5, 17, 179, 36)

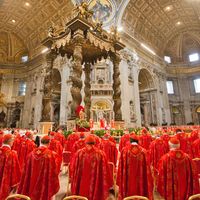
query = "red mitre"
(130, 134, 139, 141)
(80, 132, 85, 138)
(3, 134, 13, 143)
(85, 135, 95, 144)
(169, 137, 180, 145)
(49, 131, 55, 136)
(141, 128, 148, 134)
(25, 132, 32, 137)
(76, 105, 84, 116)
(104, 133, 110, 138)
(41, 135, 50, 143)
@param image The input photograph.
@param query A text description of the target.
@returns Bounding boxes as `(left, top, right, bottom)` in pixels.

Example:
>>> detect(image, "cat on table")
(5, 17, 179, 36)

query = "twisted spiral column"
(112, 54, 122, 121)
(70, 44, 83, 119)
(84, 63, 91, 120)
(41, 53, 56, 122)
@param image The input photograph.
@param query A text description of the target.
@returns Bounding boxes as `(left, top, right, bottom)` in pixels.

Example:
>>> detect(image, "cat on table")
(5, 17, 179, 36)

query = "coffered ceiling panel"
(122, 0, 200, 63)
(0, 0, 74, 54)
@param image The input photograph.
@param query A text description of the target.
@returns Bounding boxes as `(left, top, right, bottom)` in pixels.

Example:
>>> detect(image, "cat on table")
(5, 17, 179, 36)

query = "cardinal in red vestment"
(64, 132, 80, 152)
(18, 132, 36, 171)
(70, 135, 113, 200)
(48, 131, 63, 157)
(190, 129, 199, 143)
(119, 133, 131, 152)
(139, 128, 152, 150)
(54, 130, 65, 147)
(18, 135, 60, 200)
(12, 133, 24, 152)
(72, 132, 86, 154)
(117, 135, 153, 200)
(193, 137, 200, 158)
(176, 132, 194, 158)
(0, 131, 3, 147)
(149, 137, 169, 171)
(0, 134, 21, 200)
(160, 133, 170, 149)
(100, 133, 118, 166)
(157, 137, 199, 200)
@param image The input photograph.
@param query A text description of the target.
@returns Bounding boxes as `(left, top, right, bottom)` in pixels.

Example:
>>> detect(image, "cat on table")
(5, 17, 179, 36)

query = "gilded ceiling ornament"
(74, 1, 93, 20)
(109, 26, 120, 41)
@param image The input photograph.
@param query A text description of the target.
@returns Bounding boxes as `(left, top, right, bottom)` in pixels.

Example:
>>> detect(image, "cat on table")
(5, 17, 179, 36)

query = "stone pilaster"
(132, 66, 142, 126)
(59, 58, 70, 125)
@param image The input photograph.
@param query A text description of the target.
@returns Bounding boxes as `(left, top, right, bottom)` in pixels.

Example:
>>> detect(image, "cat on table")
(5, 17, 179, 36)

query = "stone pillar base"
(114, 121, 125, 129)
(39, 122, 54, 134)
(67, 120, 76, 131)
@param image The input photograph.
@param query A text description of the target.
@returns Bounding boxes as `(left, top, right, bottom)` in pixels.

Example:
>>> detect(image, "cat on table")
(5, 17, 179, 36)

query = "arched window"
(18, 81, 26, 96)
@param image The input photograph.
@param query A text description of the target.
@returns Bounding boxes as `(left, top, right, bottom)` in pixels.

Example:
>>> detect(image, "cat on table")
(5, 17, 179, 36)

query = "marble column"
(70, 43, 83, 119)
(84, 63, 91, 121)
(119, 59, 129, 125)
(41, 53, 56, 122)
(111, 54, 122, 121)
(161, 76, 171, 125)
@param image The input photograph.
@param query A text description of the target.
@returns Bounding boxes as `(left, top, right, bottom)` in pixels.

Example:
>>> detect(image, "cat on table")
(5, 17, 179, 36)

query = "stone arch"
(138, 68, 155, 91)
(171, 106, 184, 125)
(195, 105, 200, 124)
(138, 68, 157, 126)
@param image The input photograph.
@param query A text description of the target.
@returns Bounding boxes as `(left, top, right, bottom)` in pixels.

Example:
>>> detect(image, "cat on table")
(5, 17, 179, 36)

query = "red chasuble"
(117, 144, 153, 200)
(70, 146, 113, 200)
(12, 135, 24, 152)
(0, 136, 2, 147)
(160, 134, 170, 149)
(54, 132, 65, 147)
(18, 139, 36, 170)
(64, 133, 80, 152)
(157, 150, 199, 200)
(193, 138, 200, 158)
(72, 139, 86, 154)
(149, 138, 169, 170)
(48, 138, 63, 157)
(0, 146, 21, 200)
(176, 134, 194, 158)
(18, 146, 60, 200)
(100, 139, 118, 166)
(119, 134, 131, 152)
(139, 133, 152, 150)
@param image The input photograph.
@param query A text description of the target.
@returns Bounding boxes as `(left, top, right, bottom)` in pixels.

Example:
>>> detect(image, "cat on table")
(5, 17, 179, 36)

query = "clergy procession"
(0, 124, 200, 200)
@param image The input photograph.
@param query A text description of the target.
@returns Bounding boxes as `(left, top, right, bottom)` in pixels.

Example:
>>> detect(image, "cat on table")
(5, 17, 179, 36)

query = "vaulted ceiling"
(122, 0, 200, 63)
(0, 0, 74, 57)
(1, 0, 200, 64)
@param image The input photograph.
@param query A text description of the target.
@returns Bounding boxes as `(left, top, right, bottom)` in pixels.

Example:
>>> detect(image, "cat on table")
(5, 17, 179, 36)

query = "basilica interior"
(0, 0, 200, 131)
